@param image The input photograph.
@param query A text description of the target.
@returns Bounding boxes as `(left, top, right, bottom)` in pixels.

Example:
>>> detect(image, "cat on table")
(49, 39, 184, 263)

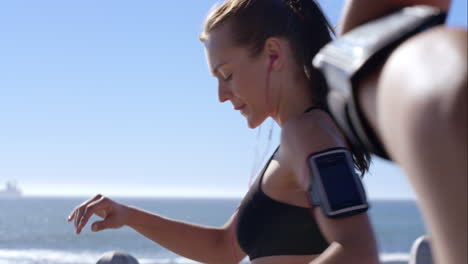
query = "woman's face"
(204, 26, 271, 129)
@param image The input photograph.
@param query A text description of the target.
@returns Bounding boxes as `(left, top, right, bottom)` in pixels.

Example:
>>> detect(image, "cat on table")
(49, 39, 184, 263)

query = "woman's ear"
(264, 37, 284, 72)
(269, 55, 278, 72)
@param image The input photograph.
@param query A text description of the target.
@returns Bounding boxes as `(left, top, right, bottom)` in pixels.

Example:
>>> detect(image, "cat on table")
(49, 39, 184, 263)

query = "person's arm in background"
(334, 1, 467, 264)
(339, 0, 451, 34)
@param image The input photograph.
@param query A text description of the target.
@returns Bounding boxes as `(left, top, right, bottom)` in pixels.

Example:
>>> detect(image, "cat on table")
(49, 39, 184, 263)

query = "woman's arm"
(69, 194, 245, 264)
(126, 206, 244, 264)
(339, 0, 451, 34)
(308, 209, 379, 264)
(281, 115, 379, 264)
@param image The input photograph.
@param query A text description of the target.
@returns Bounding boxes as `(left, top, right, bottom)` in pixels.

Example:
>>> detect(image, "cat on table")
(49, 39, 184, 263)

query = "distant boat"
(0, 181, 22, 198)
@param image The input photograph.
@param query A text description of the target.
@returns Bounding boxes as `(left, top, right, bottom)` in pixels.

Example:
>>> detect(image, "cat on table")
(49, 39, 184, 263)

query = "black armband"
(307, 147, 368, 218)
(313, 6, 447, 160)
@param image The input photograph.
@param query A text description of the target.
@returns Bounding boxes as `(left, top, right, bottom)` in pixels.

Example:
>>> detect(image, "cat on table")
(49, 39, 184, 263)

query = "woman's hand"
(68, 194, 129, 234)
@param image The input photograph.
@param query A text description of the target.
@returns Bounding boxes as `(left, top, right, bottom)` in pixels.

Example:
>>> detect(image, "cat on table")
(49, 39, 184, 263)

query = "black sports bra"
(236, 146, 329, 260)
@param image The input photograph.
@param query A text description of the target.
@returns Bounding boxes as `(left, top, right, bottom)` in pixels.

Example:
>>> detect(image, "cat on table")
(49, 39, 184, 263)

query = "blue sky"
(0, 0, 466, 199)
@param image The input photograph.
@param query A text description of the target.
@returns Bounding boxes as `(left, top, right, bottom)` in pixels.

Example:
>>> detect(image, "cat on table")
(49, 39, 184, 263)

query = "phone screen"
(316, 152, 365, 212)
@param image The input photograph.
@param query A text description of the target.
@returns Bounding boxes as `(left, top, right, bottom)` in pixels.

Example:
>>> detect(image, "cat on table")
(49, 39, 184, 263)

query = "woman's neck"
(272, 78, 317, 127)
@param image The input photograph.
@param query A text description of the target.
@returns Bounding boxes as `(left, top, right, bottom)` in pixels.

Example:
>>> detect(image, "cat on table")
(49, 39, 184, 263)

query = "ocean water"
(0, 198, 426, 264)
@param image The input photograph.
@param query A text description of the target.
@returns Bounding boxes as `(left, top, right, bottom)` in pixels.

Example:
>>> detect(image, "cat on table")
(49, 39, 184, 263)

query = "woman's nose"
(218, 81, 231, 103)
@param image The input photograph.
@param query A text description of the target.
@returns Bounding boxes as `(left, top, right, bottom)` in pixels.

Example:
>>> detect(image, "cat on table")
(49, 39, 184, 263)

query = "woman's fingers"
(67, 194, 105, 233)
(76, 197, 109, 234)
(68, 194, 102, 221)
(74, 194, 103, 231)
(67, 210, 76, 222)
(91, 217, 115, 232)
(68, 194, 126, 234)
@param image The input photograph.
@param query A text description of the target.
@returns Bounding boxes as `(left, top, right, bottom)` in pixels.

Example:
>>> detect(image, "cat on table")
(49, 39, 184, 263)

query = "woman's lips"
(234, 104, 246, 110)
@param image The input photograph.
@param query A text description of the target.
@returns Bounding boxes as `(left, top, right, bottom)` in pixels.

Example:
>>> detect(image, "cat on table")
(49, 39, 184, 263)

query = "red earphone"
(268, 55, 278, 72)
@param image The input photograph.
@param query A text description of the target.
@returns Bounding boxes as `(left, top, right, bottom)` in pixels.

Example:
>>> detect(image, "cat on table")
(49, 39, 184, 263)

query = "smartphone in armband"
(307, 147, 369, 218)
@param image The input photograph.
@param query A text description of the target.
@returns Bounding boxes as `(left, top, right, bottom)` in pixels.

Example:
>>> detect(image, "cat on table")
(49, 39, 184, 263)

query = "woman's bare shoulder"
(280, 113, 346, 161)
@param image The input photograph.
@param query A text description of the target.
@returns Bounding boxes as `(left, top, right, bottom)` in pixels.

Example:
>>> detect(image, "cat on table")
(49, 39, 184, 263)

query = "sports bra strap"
(304, 106, 327, 113)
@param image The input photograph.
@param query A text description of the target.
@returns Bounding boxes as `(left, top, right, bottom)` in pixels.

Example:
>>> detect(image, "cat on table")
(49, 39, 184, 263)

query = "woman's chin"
(245, 116, 258, 129)
(246, 115, 267, 129)
(247, 121, 257, 129)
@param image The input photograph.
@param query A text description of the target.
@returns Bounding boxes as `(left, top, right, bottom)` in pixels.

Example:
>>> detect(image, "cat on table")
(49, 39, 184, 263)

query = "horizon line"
(15, 193, 417, 201)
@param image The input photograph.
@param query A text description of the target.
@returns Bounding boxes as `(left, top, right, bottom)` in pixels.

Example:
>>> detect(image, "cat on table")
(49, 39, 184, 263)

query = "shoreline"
(0, 248, 412, 264)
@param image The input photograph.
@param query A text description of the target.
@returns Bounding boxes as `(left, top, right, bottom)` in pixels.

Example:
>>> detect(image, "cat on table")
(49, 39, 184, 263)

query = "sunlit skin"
(204, 26, 317, 129)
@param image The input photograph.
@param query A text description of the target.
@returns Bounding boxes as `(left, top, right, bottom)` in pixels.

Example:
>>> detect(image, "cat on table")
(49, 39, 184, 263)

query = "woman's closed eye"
(224, 74, 233, 81)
